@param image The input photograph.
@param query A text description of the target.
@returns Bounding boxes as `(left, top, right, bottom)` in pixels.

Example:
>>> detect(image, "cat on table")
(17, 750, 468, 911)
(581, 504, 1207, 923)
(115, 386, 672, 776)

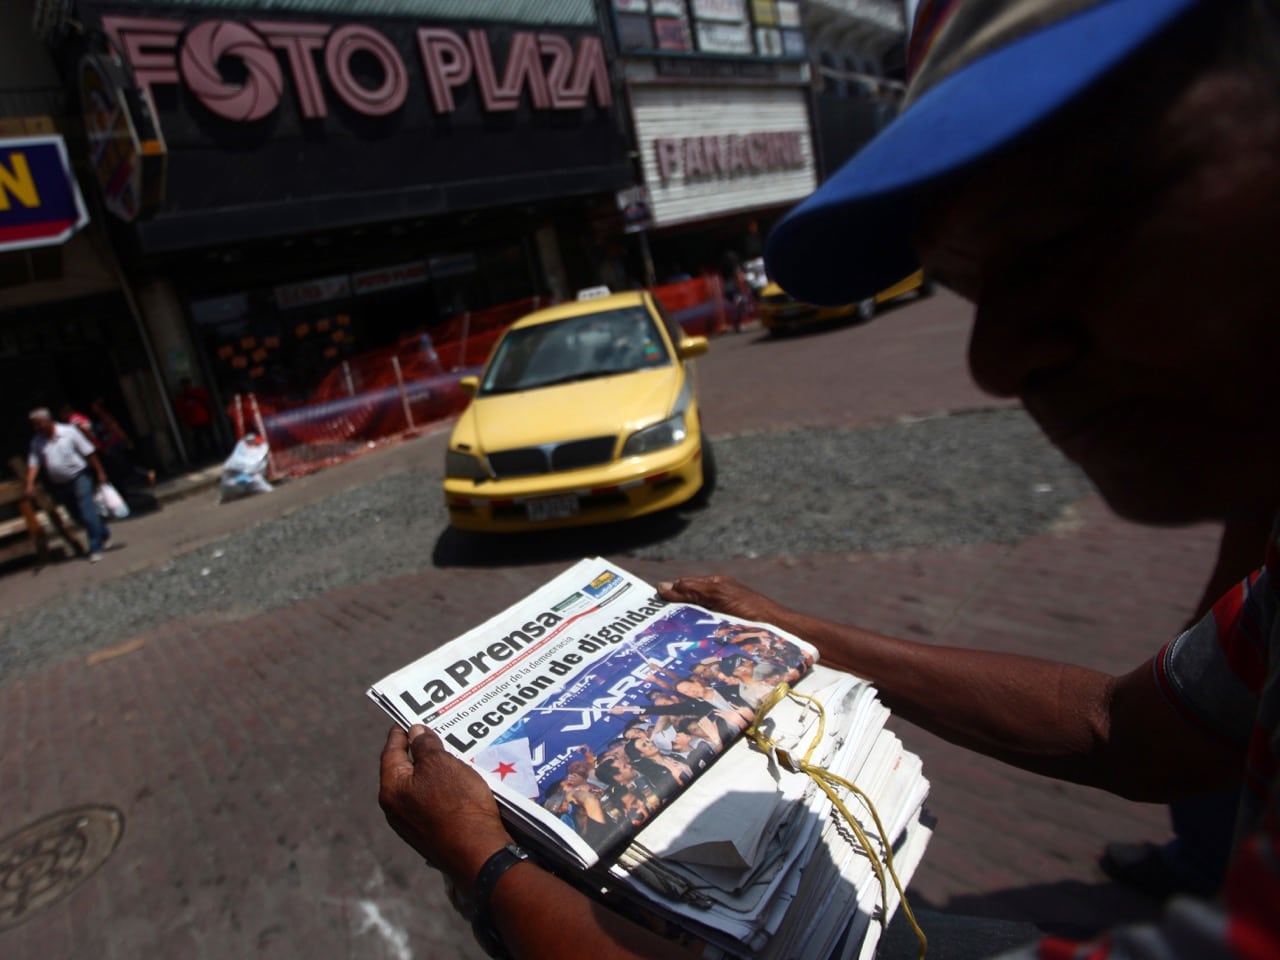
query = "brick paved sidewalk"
(0, 494, 1219, 958)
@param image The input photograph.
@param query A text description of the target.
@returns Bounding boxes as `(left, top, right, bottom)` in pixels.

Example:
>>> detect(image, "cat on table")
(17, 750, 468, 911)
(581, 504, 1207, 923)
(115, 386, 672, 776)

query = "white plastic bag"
(218, 434, 274, 503)
(94, 482, 131, 519)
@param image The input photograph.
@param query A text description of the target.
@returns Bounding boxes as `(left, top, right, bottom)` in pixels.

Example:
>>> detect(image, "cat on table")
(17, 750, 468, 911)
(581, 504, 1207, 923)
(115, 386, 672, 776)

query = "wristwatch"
(469, 843, 532, 960)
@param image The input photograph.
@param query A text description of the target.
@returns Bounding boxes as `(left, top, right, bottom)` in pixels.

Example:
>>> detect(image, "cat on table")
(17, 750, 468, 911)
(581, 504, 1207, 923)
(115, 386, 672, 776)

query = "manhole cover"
(0, 806, 124, 930)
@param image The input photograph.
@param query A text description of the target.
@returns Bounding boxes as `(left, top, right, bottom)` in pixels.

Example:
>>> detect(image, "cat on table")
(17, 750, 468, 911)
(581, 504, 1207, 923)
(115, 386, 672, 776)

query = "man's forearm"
(491, 862, 698, 960)
(658, 575, 1241, 799)
(768, 607, 1239, 799)
(770, 607, 1120, 786)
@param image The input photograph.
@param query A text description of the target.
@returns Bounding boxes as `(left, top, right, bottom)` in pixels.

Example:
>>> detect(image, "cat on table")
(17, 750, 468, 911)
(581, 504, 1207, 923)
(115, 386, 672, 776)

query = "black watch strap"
(473, 843, 531, 909)
(469, 843, 532, 959)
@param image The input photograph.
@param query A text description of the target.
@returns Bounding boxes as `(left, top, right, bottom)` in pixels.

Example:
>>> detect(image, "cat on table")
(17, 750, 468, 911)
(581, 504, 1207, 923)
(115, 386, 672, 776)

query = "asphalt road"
(0, 291, 1083, 679)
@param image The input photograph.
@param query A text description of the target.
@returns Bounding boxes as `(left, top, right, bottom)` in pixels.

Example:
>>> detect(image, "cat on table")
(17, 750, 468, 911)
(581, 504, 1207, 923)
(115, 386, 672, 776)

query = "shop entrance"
(0, 293, 162, 474)
(186, 238, 545, 416)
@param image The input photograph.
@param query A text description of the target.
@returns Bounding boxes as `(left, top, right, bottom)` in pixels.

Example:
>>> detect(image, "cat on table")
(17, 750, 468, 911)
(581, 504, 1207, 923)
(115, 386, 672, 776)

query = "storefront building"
(1, 1, 177, 474)
(49, 0, 634, 465)
(605, 0, 817, 284)
(801, 0, 908, 181)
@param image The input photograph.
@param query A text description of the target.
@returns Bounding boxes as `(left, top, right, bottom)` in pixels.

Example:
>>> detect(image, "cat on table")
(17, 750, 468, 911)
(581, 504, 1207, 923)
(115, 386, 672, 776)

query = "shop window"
(617, 13, 655, 51)
(188, 236, 539, 412)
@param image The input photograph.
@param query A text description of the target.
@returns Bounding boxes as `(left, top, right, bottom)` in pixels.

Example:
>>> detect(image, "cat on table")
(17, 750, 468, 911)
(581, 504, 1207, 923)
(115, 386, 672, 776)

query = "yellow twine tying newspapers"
(745, 682, 928, 960)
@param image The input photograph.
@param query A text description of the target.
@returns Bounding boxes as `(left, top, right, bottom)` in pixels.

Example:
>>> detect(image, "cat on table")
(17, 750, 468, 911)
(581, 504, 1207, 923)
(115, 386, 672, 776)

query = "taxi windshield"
(480, 306, 671, 395)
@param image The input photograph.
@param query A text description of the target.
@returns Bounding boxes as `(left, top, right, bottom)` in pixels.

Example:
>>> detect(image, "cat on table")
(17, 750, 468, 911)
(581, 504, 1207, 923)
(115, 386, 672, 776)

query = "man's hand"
(658, 575, 791, 625)
(378, 725, 513, 892)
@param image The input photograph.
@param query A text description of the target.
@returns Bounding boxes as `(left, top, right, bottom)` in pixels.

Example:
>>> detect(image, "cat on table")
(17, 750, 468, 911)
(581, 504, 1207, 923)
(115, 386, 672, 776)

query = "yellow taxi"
(443, 289, 712, 532)
(757, 269, 930, 334)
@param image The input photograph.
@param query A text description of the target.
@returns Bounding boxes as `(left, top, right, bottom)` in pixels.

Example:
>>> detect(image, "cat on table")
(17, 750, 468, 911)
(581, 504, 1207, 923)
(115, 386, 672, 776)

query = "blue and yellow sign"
(0, 136, 89, 253)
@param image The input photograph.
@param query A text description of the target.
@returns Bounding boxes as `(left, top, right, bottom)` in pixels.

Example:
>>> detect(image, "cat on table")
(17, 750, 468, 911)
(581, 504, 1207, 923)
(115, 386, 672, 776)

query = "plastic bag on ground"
(218, 434, 274, 503)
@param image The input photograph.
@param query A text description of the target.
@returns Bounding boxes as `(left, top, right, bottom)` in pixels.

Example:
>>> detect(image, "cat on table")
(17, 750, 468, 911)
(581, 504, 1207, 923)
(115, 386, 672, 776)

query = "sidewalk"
(151, 462, 224, 505)
(0, 462, 224, 594)
(0, 422, 454, 619)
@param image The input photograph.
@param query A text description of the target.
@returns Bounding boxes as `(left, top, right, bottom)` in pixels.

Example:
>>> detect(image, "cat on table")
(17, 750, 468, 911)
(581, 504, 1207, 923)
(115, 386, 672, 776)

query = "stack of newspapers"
(369, 558, 931, 959)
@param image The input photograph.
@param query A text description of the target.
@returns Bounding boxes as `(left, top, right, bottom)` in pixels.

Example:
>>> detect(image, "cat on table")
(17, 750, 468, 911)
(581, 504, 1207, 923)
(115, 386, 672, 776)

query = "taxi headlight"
(445, 450, 488, 479)
(622, 413, 688, 457)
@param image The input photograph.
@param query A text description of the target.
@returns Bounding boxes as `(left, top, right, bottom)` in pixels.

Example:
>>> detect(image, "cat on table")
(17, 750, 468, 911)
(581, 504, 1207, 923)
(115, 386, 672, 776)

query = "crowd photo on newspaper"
(370, 561, 818, 865)
(539, 614, 811, 854)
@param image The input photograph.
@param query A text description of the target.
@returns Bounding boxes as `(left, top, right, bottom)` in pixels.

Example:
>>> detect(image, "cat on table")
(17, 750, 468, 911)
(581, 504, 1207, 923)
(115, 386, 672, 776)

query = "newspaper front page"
(368, 557, 818, 869)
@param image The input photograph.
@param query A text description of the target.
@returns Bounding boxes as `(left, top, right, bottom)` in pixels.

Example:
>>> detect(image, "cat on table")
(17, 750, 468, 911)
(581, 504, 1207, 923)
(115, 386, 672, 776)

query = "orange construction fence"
(229, 284, 740, 479)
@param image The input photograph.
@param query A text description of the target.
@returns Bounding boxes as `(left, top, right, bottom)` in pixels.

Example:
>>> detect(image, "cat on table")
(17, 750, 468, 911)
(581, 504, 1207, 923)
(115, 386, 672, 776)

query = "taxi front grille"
(487, 436, 617, 477)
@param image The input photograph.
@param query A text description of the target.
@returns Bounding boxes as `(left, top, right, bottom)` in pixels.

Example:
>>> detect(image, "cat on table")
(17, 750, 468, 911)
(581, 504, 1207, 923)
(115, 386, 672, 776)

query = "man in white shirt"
(25, 407, 113, 562)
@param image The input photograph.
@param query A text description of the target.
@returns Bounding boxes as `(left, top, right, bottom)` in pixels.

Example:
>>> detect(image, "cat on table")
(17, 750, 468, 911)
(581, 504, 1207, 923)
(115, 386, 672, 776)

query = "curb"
(152, 465, 223, 506)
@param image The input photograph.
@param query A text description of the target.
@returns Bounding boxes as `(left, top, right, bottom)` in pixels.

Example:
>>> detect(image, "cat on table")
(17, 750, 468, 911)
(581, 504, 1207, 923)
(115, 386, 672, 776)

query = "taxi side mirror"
(678, 336, 709, 360)
(459, 375, 479, 396)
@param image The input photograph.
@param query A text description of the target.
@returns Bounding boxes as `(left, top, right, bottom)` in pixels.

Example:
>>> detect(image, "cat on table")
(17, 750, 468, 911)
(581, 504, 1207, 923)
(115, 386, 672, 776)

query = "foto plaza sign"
(101, 14, 613, 124)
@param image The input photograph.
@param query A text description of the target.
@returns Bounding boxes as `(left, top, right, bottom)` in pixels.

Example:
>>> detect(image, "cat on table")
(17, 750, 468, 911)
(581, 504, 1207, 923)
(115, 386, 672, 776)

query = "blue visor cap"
(765, 0, 1203, 306)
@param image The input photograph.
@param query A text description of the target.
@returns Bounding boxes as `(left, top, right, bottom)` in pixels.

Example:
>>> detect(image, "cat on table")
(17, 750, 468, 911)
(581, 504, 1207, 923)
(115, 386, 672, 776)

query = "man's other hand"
(658, 575, 791, 624)
(378, 724, 512, 891)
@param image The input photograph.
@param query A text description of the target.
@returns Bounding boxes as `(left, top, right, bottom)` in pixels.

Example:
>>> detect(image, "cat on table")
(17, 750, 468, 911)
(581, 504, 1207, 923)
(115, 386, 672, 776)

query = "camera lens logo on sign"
(101, 15, 613, 126)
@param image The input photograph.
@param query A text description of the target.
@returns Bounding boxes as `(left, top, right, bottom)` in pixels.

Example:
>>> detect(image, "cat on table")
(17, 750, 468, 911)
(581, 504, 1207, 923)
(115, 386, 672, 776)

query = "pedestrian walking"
(87, 396, 156, 493)
(24, 407, 113, 562)
(57, 402, 93, 437)
(720, 252, 752, 333)
(175, 377, 218, 463)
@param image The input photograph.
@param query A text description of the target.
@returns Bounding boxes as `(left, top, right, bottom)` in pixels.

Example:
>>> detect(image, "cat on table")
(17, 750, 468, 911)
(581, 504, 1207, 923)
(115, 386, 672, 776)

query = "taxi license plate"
(525, 495, 579, 521)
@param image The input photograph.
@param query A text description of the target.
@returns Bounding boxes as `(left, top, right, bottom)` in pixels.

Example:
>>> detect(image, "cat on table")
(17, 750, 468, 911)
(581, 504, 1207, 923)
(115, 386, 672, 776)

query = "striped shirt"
(998, 533, 1280, 958)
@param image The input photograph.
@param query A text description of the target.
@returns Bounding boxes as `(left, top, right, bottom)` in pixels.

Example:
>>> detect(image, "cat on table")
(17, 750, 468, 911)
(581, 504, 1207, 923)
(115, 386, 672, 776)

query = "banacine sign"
(101, 14, 612, 125)
(654, 130, 805, 183)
